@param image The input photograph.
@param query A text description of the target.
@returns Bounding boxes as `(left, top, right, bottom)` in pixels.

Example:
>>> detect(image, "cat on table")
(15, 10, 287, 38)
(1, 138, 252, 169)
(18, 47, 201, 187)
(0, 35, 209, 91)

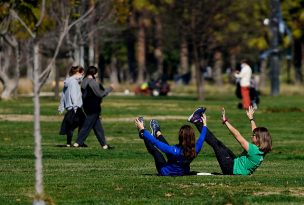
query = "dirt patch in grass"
(0, 114, 187, 122)
(253, 187, 304, 197)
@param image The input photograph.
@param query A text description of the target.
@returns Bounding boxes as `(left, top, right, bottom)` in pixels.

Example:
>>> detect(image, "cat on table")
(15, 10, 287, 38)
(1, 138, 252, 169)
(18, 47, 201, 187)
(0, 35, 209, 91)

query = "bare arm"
(222, 108, 249, 152)
(246, 106, 257, 131)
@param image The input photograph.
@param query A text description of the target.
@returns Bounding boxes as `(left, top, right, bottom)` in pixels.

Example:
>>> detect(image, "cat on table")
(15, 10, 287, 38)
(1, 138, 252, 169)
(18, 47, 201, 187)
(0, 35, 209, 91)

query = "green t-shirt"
(233, 143, 264, 175)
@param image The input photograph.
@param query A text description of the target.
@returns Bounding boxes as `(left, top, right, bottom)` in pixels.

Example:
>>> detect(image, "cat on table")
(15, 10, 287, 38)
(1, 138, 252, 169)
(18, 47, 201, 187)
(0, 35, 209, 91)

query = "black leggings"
(196, 124, 236, 175)
(143, 135, 169, 174)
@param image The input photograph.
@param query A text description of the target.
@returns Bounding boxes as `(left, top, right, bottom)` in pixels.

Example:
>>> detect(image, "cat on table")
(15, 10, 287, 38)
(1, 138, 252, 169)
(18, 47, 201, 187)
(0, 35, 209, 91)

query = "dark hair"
(84, 66, 98, 78)
(178, 125, 196, 160)
(69, 65, 84, 76)
(253, 127, 272, 154)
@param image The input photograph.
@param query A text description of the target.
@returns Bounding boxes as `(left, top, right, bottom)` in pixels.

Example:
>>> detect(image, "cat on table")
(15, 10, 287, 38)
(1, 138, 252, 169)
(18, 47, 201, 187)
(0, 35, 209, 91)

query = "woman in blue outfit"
(134, 110, 207, 176)
(74, 66, 114, 149)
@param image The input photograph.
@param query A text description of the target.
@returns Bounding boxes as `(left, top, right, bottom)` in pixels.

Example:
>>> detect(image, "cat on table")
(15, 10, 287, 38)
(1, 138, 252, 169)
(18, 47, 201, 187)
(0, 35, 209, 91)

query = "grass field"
(0, 92, 303, 205)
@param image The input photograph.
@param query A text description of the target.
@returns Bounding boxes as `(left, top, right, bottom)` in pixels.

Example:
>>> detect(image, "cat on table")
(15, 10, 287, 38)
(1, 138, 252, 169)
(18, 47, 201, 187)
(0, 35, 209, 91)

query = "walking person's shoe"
(102, 144, 115, 150)
(150, 119, 161, 137)
(73, 143, 88, 148)
(187, 107, 206, 124)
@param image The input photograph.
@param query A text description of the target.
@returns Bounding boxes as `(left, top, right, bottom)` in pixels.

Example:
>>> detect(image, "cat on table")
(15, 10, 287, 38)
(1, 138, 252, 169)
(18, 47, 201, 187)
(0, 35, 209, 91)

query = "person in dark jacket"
(74, 66, 114, 149)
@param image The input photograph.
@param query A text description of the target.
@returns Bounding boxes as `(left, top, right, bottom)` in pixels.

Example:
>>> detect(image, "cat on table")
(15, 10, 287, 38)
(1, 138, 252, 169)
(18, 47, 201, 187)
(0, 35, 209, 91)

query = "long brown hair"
(253, 127, 272, 154)
(178, 125, 196, 160)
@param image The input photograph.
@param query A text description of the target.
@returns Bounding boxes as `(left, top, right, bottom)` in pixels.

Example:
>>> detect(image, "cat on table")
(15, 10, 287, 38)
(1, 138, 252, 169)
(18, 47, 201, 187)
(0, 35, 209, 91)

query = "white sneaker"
(73, 143, 79, 147)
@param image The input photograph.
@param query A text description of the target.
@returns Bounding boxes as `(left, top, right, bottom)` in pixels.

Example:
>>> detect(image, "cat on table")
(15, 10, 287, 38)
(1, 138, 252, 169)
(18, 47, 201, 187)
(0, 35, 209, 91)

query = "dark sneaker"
(150, 119, 161, 137)
(187, 107, 206, 124)
(137, 116, 145, 139)
(138, 116, 144, 124)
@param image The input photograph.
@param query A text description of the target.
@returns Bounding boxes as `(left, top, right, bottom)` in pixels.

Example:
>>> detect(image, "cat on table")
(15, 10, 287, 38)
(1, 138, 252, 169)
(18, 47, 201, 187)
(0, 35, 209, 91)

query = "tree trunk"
(192, 44, 204, 100)
(0, 78, 17, 99)
(154, 15, 163, 76)
(110, 56, 119, 85)
(0, 36, 20, 100)
(259, 59, 267, 89)
(54, 62, 60, 100)
(180, 35, 189, 75)
(269, 0, 280, 96)
(293, 38, 303, 84)
(88, 32, 95, 66)
(136, 15, 146, 84)
(33, 43, 44, 199)
(229, 49, 237, 83)
(213, 51, 223, 86)
(26, 46, 33, 80)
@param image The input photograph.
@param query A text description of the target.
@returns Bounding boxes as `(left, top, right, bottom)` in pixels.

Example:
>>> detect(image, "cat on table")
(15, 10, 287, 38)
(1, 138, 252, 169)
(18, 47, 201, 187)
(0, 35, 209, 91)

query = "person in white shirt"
(235, 60, 252, 109)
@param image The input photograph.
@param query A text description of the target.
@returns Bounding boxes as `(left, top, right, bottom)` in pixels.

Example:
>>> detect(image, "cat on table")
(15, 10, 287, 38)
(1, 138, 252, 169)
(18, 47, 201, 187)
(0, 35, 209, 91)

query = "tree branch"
(10, 9, 35, 38)
(38, 5, 95, 89)
(35, 0, 46, 29)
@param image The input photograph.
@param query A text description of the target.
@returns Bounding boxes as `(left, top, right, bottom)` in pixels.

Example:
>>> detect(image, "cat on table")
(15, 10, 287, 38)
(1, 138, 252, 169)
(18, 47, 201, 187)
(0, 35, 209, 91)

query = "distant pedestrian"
(58, 65, 85, 147)
(74, 66, 114, 149)
(235, 60, 252, 109)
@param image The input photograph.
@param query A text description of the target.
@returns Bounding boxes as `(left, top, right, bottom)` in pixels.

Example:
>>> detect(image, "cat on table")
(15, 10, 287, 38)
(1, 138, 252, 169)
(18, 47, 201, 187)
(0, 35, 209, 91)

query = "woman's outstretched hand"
(134, 118, 144, 130)
(221, 107, 226, 121)
(246, 106, 255, 120)
(202, 113, 207, 126)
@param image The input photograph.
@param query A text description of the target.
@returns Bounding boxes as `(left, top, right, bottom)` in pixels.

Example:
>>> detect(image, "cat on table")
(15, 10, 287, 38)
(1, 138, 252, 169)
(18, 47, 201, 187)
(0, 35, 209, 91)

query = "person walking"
(235, 60, 252, 109)
(74, 66, 114, 149)
(58, 65, 85, 147)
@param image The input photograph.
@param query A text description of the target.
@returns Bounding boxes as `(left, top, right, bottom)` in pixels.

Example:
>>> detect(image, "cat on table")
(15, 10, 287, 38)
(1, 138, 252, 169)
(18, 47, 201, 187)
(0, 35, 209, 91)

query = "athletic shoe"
(187, 107, 206, 124)
(150, 119, 161, 137)
(73, 143, 88, 147)
(66, 144, 71, 147)
(138, 116, 144, 126)
(102, 144, 115, 150)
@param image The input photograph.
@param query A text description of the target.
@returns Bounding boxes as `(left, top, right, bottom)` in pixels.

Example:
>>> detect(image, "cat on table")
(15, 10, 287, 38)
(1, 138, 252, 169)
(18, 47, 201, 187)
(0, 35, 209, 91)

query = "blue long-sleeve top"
(141, 126, 207, 176)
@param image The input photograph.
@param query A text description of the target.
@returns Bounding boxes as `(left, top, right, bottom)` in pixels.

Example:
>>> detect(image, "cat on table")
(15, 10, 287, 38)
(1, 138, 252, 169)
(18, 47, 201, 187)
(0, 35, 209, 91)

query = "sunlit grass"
(0, 93, 303, 204)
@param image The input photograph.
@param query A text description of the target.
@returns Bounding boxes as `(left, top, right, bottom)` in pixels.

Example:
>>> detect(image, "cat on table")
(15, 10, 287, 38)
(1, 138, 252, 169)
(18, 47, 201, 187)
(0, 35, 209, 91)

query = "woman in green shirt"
(188, 106, 272, 175)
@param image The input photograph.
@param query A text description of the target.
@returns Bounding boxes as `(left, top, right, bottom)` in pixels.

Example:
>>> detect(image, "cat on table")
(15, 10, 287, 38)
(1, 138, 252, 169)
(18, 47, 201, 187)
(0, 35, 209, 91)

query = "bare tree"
(0, 5, 20, 100)
(10, 1, 94, 204)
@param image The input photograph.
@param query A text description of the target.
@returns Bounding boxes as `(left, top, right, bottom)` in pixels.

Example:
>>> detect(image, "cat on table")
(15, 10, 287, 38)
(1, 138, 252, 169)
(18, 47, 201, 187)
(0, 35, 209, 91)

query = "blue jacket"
(142, 126, 207, 176)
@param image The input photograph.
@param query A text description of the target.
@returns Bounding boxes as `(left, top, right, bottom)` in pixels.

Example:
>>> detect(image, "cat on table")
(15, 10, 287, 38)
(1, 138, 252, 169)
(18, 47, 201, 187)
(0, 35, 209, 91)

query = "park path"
(0, 114, 187, 122)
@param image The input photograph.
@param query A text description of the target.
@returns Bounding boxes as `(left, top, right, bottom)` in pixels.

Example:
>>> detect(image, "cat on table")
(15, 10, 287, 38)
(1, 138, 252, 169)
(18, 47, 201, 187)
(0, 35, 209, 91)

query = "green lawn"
(0, 94, 303, 205)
